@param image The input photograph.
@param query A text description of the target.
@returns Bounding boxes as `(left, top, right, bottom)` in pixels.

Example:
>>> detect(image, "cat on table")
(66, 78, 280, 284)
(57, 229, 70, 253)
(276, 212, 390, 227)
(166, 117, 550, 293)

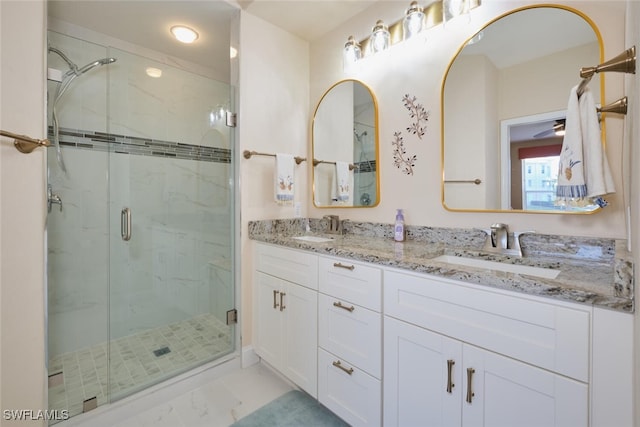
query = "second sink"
(432, 255, 560, 279)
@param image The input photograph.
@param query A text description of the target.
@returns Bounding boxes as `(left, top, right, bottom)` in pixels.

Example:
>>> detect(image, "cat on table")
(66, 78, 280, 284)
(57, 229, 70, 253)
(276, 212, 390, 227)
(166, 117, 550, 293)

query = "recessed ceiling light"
(171, 25, 199, 44)
(146, 67, 162, 78)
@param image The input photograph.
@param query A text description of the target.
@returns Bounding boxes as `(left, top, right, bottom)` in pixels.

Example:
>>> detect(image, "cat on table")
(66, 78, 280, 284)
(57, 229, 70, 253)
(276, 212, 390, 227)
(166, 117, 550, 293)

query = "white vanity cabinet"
(317, 256, 382, 427)
(254, 244, 319, 397)
(383, 269, 590, 427)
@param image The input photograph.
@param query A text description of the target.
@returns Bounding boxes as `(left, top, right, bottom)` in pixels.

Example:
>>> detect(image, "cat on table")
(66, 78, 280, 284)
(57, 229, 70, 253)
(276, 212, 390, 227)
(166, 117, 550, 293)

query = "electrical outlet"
(294, 202, 302, 218)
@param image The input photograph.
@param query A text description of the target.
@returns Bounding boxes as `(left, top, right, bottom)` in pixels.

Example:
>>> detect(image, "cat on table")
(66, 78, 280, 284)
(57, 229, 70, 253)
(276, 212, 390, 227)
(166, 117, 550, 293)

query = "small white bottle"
(394, 209, 405, 242)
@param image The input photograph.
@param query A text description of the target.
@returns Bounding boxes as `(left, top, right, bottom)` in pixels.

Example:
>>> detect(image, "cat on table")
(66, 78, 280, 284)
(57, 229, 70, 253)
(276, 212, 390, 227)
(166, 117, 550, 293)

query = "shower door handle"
(121, 208, 131, 241)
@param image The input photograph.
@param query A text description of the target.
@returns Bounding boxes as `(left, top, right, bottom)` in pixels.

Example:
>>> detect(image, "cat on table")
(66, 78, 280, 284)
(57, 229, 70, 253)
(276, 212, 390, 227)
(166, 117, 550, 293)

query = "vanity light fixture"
(403, 1, 425, 39)
(171, 25, 199, 44)
(343, 36, 362, 65)
(370, 20, 390, 53)
(442, 0, 471, 28)
(343, 0, 480, 67)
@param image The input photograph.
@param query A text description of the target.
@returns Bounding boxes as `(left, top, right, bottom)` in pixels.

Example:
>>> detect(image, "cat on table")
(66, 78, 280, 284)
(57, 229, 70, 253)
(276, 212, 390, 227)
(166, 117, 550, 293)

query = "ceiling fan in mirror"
(533, 119, 565, 138)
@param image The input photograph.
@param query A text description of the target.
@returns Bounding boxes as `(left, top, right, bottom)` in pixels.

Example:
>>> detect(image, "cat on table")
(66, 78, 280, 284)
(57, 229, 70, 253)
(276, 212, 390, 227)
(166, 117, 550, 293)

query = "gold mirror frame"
(312, 79, 381, 208)
(441, 4, 605, 214)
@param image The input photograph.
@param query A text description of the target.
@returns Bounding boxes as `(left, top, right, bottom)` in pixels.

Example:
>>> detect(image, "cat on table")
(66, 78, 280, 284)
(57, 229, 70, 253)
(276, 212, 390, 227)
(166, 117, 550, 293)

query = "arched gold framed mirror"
(441, 5, 604, 213)
(312, 79, 380, 207)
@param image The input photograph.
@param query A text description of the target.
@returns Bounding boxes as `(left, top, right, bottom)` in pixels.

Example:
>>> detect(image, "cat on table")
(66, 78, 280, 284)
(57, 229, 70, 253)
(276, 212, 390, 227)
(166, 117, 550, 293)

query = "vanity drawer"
(384, 269, 590, 382)
(318, 348, 381, 427)
(255, 243, 318, 290)
(318, 293, 382, 378)
(319, 256, 381, 311)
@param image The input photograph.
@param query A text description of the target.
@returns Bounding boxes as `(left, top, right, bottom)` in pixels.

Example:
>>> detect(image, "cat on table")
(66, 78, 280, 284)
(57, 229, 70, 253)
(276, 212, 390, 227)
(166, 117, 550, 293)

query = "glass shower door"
(107, 48, 236, 399)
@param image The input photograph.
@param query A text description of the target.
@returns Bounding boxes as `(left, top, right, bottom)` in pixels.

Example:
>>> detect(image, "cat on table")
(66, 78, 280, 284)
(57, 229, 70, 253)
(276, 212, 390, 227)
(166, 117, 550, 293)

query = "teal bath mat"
(231, 390, 349, 427)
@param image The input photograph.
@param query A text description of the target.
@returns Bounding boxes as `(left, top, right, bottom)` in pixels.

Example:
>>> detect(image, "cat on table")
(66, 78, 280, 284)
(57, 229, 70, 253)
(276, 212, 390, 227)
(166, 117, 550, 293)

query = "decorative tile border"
(49, 127, 232, 163)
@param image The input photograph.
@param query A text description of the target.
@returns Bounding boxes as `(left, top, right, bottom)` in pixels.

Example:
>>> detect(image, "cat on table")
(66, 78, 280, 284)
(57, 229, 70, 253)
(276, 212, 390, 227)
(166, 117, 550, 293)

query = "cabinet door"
(254, 272, 283, 368)
(384, 317, 462, 427)
(462, 344, 588, 427)
(282, 281, 318, 398)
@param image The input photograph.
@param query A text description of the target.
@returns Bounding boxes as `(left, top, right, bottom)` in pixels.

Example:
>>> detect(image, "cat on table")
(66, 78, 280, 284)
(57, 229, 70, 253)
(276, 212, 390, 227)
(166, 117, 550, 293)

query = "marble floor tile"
(63, 362, 294, 427)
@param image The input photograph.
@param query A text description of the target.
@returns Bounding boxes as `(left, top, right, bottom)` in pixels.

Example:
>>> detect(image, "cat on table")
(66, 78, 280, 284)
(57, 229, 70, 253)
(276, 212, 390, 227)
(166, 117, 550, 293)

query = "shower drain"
(153, 346, 171, 357)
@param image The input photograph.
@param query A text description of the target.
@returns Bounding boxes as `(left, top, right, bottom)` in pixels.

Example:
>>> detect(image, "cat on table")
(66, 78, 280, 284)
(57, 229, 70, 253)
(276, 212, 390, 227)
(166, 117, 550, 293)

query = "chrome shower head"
(76, 57, 117, 75)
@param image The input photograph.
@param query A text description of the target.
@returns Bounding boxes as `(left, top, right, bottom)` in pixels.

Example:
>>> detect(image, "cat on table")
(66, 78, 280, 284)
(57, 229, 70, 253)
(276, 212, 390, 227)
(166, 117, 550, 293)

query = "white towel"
(556, 85, 587, 201)
(335, 161, 350, 203)
(275, 153, 294, 205)
(556, 85, 615, 207)
(580, 87, 615, 198)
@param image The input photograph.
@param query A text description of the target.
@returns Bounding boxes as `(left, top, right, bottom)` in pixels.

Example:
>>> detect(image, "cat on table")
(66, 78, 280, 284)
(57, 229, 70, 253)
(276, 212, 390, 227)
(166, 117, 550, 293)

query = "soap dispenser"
(394, 209, 405, 242)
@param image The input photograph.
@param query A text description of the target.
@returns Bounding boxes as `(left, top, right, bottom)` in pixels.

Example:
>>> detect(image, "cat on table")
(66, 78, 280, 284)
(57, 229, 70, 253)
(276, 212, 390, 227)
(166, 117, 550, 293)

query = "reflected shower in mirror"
(312, 79, 380, 207)
(442, 5, 602, 213)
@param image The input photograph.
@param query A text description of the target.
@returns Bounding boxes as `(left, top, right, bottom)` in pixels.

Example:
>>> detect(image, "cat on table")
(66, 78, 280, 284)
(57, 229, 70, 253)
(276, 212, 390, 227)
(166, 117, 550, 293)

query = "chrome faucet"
(490, 223, 508, 249)
(482, 224, 533, 257)
(323, 215, 342, 234)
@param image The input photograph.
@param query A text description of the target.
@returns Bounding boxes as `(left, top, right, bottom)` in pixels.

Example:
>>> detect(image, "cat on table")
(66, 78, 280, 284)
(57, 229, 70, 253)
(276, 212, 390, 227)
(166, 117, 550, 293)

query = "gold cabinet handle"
(446, 359, 455, 393)
(333, 262, 355, 271)
(273, 290, 280, 309)
(466, 367, 475, 403)
(332, 360, 354, 375)
(333, 301, 355, 312)
(279, 292, 286, 311)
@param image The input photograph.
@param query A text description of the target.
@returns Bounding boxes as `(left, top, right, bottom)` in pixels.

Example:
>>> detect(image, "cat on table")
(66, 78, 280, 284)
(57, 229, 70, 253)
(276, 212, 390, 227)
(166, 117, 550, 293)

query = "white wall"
(0, 1, 47, 425)
(238, 10, 309, 347)
(309, 0, 628, 239)
(626, 1, 640, 424)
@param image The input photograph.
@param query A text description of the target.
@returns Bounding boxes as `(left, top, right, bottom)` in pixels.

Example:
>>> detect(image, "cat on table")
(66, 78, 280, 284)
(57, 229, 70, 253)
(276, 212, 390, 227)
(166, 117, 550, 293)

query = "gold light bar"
(359, 0, 481, 54)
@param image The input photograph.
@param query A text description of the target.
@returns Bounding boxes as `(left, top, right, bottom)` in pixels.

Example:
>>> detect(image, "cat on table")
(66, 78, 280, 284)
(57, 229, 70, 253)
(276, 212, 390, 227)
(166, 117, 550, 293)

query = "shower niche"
(45, 13, 237, 421)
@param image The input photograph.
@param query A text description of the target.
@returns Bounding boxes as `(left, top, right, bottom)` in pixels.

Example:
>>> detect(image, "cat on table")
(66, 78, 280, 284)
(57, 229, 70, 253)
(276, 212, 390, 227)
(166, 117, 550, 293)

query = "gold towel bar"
(0, 129, 51, 153)
(312, 158, 358, 170)
(444, 179, 482, 185)
(242, 150, 306, 165)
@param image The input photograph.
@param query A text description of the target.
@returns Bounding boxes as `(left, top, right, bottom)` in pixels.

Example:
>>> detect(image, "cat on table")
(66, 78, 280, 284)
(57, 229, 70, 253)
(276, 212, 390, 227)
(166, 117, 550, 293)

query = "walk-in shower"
(46, 28, 236, 423)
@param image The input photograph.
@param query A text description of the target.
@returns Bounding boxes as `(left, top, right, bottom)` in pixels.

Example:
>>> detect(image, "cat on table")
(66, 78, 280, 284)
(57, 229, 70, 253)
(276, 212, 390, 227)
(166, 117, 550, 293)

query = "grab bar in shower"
(121, 208, 131, 241)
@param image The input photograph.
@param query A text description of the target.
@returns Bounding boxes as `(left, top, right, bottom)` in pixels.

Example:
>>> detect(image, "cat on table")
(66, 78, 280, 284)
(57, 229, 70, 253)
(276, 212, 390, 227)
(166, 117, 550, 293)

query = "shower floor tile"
(48, 313, 232, 422)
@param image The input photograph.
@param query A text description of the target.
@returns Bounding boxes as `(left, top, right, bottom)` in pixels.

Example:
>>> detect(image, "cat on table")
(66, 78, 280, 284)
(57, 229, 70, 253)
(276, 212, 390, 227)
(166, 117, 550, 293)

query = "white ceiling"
(48, 0, 378, 80)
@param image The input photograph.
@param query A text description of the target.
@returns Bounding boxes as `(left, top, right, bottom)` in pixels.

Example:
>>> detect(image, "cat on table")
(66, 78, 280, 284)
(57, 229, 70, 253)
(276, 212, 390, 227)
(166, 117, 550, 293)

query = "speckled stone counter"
(248, 218, 634, 313)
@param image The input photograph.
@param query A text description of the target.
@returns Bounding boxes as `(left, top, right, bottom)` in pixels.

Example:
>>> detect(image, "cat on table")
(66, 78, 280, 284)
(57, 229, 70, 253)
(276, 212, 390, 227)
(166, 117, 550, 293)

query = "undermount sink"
(432, 255, 560, 279)
(292, 235, 334, 243)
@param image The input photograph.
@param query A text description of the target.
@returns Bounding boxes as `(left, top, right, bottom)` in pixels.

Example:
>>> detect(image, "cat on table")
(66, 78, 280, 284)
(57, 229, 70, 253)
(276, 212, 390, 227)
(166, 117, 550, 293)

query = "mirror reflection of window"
(442, 5, 602, 213)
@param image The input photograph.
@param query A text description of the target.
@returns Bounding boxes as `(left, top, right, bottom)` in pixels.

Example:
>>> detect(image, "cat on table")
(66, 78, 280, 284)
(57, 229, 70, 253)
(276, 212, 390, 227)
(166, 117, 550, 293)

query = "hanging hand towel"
(275, 153, 294, 205)
(556, 85, 588, 204)
(579, 87, 615, 199)
(335, 161, 350, 203)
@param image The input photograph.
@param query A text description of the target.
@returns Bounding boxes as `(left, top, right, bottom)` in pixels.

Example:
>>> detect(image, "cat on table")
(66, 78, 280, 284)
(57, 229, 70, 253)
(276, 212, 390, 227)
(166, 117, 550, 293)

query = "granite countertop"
(249, 218, 634, 313)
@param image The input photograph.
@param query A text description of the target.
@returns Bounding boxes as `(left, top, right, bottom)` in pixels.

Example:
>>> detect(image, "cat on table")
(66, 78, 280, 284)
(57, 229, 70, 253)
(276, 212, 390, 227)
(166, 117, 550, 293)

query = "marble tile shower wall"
(47, 31, 234, 359)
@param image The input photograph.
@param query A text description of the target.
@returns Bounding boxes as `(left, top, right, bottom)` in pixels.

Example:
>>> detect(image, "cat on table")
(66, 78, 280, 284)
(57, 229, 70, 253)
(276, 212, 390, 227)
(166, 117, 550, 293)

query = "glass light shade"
(370, 20, 390, 53)
(343, 36, 362, 64)
(443, 0, 470, 28)
(403, 1, 425, 40)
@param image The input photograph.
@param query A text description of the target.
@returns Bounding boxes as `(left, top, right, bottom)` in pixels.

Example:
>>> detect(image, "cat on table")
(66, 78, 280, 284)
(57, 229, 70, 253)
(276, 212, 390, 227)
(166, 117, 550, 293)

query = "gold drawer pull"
(466, 367, 475, 403)
(333, 301, 355, 312)
(273, 290, 280, 309)
(446, 359, 455, 393)
(333, 262, 355, 271)
(332, 360, 354, 375)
